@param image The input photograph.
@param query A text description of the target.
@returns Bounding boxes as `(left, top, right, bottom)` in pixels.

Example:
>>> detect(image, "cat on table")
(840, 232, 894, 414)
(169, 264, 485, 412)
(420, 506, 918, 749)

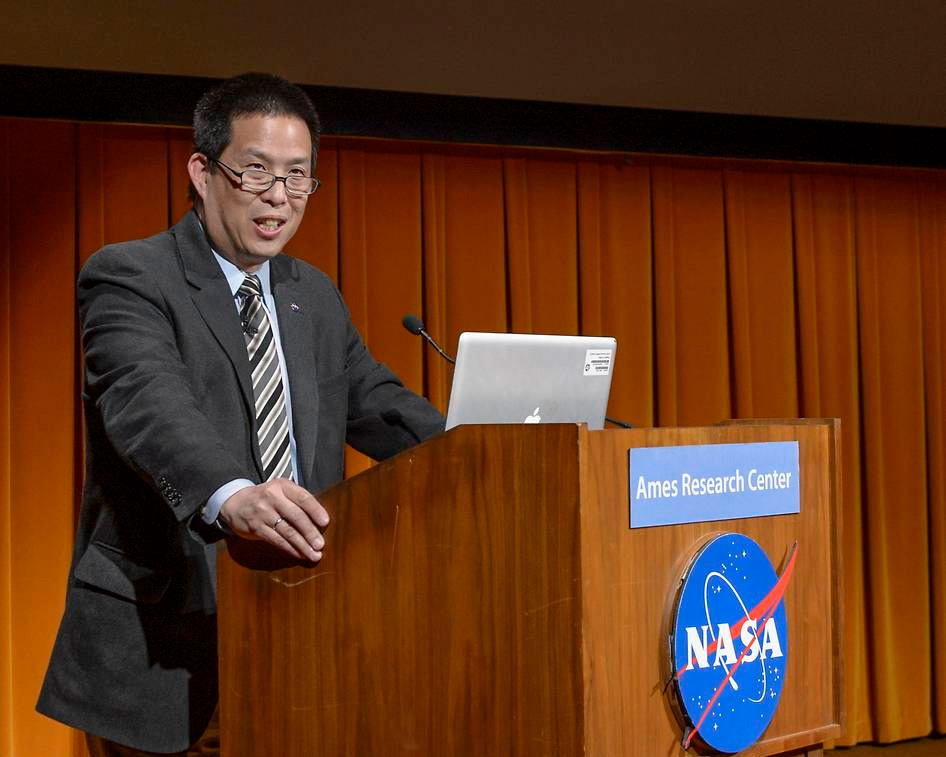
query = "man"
(37, 73, 444, 755)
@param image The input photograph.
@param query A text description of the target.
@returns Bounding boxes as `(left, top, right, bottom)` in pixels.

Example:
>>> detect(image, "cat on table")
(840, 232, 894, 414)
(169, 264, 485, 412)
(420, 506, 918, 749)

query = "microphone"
(401, 314, 456, 364)
(401, 313, 425, 336)
(241, 319, 258, 336)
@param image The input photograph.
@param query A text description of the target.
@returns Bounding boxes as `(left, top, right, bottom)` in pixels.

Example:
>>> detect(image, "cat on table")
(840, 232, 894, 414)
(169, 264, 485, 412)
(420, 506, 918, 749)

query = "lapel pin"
(290, 302, 301, 312)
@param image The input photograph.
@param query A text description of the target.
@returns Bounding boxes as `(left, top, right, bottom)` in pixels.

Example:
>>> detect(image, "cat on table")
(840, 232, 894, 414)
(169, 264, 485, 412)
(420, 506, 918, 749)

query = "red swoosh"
(680, 542, 797, 750)
(676, 542, 798, 680)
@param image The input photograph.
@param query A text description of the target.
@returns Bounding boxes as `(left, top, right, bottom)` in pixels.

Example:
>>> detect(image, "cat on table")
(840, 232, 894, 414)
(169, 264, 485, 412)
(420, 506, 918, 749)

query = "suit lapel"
(173, 211, 263, 477)
(270, 255, 320, 488)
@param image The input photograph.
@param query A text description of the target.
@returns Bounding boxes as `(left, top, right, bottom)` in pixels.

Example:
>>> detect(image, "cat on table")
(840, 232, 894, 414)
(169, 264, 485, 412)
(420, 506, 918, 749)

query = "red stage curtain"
(1, 118, 944, 754)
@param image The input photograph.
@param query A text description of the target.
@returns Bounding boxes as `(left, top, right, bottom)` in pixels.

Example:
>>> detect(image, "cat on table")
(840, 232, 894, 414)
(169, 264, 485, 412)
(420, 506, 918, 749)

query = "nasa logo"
(669, 533, 797, 754)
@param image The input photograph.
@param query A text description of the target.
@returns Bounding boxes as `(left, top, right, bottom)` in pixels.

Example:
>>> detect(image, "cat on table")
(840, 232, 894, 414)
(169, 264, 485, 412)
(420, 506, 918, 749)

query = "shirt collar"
(211, 249, 272, 298)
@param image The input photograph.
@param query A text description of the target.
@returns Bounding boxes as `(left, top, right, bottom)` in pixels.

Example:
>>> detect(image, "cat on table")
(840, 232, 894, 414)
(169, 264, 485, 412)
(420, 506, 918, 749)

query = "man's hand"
(219, 479, 329, 563)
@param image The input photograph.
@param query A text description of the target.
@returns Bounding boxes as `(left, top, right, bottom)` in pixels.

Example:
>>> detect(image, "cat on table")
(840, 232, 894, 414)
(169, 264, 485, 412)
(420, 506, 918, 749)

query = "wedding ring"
(271, 517, 284, 529)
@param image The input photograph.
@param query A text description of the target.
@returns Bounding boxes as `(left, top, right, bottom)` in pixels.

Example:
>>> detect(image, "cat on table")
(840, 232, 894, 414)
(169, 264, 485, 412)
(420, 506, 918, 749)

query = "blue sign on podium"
(628, 441, 800, 528)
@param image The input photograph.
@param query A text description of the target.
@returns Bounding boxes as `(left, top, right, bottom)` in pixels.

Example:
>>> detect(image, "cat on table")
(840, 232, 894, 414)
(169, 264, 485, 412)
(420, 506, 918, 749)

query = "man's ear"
(187, 153, 210, 201)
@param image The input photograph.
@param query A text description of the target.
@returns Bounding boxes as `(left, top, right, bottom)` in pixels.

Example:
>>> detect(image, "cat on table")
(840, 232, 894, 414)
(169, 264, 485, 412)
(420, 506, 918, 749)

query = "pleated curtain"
(1, 118, 944, 755)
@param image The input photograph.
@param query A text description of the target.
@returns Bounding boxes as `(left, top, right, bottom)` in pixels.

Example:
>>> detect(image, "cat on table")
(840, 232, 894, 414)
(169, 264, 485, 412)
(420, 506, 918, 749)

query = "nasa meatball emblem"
(669, 533, 797, 753)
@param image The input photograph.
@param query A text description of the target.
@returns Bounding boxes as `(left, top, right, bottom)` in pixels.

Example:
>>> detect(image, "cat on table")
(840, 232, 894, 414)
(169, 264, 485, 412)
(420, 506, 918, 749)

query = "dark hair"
(189, 72, 321, 201)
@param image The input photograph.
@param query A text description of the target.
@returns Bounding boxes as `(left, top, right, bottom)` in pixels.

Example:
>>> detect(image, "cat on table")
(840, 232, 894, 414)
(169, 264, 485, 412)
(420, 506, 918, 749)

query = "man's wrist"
(202, 478, 255, 530)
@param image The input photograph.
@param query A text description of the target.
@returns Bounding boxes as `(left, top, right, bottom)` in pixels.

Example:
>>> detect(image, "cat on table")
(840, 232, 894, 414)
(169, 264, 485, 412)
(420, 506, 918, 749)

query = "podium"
(217, 421, 843, 756)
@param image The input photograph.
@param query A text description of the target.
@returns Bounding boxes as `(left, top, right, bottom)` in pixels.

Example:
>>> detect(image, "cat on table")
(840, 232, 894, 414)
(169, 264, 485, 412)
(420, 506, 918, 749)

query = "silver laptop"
(445, 332, 617, 431)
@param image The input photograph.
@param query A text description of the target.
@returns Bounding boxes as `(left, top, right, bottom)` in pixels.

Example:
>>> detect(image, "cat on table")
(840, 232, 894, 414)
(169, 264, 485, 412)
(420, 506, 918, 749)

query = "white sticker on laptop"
(583, 349, 613, 376)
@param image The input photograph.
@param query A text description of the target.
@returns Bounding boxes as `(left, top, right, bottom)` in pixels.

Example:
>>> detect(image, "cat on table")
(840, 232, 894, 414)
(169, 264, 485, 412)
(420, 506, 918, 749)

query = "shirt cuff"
(202, 479, 255, 524)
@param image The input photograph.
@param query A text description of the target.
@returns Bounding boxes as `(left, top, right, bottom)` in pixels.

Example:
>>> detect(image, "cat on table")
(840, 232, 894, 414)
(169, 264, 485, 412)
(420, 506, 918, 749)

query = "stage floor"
(832, 736, 946, 757)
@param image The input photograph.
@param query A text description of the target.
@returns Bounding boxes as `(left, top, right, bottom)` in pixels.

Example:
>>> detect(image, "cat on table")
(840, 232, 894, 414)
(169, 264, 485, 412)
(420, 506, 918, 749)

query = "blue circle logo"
(670, 534, 792, 753)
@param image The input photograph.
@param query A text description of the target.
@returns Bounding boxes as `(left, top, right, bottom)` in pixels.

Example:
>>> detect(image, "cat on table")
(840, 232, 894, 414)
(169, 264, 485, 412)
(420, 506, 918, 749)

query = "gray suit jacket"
(37, 211, 444, 752)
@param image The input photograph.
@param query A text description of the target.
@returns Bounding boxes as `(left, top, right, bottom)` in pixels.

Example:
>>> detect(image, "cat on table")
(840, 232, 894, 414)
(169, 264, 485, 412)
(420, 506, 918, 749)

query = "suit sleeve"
(79, 248, 250, 523)
(334, 293, 445, 460)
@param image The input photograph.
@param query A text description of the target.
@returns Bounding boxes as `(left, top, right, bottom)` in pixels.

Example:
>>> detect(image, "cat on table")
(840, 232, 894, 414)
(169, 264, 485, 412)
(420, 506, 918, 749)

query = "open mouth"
(255, 218, 286, 232)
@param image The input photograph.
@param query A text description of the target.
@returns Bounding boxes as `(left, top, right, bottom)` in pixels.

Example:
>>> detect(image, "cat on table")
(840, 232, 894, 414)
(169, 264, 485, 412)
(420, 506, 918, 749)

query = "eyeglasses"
(210, 158, 321, 197)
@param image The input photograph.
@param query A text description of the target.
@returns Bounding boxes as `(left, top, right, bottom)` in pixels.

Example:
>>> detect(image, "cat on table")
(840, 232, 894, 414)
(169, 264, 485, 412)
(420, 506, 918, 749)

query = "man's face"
(188, 114, 312, 271)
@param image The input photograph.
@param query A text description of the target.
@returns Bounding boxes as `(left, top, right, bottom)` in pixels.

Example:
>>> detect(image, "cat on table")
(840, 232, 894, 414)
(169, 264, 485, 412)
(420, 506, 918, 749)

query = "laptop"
(445, 332, 617, 431)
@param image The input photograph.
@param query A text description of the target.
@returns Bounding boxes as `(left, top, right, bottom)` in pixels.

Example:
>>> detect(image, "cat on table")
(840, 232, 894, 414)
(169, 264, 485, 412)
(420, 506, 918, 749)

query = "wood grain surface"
(219, 424, 586, 756)
(218, 421, 842, 756)
(578, 420, 842, 756)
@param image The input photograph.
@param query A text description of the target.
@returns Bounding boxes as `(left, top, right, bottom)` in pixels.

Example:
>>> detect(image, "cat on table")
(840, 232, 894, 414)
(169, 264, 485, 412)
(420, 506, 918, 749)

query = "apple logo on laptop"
(524, 406, 542, 424)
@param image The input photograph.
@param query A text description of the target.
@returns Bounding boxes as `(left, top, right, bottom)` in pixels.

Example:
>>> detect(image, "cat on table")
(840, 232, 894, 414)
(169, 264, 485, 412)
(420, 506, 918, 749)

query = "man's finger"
(254, 517, 313, 561)
(275, 505, 325, 552)
(268, 518, 321, 562)
(281, 482, 330, 528)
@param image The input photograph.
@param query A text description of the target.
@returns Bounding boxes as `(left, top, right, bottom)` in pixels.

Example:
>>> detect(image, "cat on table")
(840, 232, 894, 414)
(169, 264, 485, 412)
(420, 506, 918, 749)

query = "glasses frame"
(209, 158, 321, 197)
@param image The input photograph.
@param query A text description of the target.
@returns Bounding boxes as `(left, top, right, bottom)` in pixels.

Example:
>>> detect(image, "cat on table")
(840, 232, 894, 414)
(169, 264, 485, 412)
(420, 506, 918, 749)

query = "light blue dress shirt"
(201, 251, 301, 525)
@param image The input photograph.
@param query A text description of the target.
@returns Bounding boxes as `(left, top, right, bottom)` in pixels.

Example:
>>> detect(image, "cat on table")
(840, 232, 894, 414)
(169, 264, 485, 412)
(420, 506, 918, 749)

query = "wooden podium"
(217, 421, 843, 756)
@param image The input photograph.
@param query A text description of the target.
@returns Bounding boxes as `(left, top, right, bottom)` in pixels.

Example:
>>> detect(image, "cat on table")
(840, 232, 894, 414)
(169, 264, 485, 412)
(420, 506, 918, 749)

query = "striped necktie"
(238, 274, 293, 481)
